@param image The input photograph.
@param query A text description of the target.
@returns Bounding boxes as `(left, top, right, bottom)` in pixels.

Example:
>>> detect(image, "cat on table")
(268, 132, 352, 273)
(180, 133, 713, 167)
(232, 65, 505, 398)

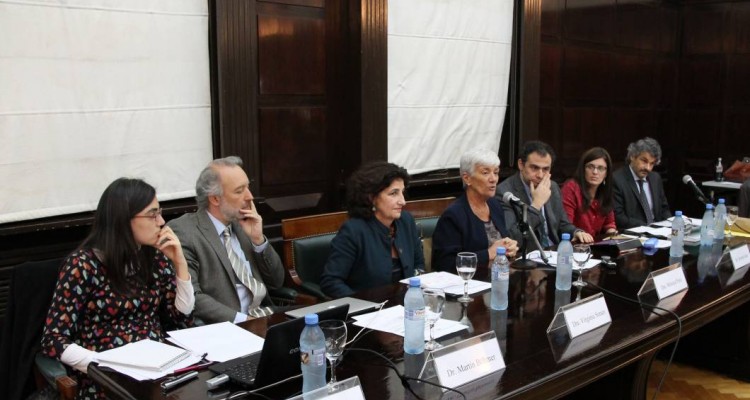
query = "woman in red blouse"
(561, 147, 618, 237)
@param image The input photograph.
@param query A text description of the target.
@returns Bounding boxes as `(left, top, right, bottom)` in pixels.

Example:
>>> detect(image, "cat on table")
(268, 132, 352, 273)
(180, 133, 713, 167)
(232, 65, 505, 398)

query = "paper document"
(527, 250, 600, 270)
(352, 305, 467, 339)
(95, 339, 201, 381)
(167, 321, 265, 362)
(627, 226, 672, 238)
(400, 272, 491, 296)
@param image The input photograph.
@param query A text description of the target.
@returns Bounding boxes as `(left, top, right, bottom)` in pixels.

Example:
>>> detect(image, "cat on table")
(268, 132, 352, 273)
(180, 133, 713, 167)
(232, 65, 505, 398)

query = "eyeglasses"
(132, 208, 162, 221)
(585, 164, 607, 173)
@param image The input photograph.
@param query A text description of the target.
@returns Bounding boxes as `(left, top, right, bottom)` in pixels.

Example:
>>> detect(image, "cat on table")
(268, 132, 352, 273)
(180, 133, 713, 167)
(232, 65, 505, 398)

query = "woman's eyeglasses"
(132, 208, 163, 220)
(585, 164, 607, 173)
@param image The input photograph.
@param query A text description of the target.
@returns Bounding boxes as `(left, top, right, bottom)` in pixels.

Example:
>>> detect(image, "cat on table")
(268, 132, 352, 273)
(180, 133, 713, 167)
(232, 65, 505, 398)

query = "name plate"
(433, 332, 505, 389)
(562, 294, 612, 339)
(653, 264, 688, 300)
(730, 245, 750, 271)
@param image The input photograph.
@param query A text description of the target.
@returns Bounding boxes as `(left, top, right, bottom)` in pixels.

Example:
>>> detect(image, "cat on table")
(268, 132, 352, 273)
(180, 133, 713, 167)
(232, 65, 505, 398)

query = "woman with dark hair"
(41, 178, 194, 399)
(320, 162, 424, 297)
(561, 147, 618, 237)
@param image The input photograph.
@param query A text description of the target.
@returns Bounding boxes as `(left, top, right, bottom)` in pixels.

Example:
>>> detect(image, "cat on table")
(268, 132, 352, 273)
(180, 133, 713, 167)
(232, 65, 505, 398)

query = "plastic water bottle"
(300, 314, 326, 393)
(555, 233, 573, 290)
(714, 198, 726, 241)
(670, 211, 685, 258)
(491, 247, 510, 310)
(404, 277, 425, 354)
(715, 157, 724, 181)
(700, 203, 715, 246)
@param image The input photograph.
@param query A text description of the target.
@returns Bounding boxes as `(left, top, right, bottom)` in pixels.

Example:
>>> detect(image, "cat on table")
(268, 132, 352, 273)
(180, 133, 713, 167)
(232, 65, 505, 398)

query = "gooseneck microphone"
(502, 192, 526, 208)
(682, 175, 709, 204)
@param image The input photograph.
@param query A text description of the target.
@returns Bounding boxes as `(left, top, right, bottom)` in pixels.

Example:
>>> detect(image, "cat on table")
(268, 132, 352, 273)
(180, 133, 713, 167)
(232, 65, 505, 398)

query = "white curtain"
(388, 0, 514, 174)
(0, 0, 213, 223)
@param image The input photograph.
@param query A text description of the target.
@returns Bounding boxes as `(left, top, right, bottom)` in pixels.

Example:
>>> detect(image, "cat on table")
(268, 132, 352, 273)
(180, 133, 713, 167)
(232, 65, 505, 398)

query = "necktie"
(637, 179, 655, 224)
(538, 212, 551, 248)
(223, 227, 273, 318)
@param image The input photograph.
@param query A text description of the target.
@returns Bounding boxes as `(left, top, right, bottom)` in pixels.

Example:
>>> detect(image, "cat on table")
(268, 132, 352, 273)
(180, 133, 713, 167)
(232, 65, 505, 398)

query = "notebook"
(285, 297, 378, 319)
(96, 339, 191, 372)
(210, 303, 350, 387)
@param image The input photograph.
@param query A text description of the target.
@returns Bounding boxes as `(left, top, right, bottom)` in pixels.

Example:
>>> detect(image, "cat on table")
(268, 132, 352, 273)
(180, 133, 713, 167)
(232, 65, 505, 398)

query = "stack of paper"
(95, 339, 201, 381)
(167, 321, 265, 362)
(400, 271, 491, 296)
(352, 305, 467, 339)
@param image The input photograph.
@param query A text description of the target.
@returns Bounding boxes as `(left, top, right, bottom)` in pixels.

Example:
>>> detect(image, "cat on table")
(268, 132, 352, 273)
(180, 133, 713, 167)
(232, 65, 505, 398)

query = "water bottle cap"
(675, 210, 682, 216)
(409, 277, 421, 287)
(496, 246, 506, 255)
(304, 314, 319, 325)
(718, 198, 725, 204)
(706, 203, 714, 210)
(561, 233, 571, 241)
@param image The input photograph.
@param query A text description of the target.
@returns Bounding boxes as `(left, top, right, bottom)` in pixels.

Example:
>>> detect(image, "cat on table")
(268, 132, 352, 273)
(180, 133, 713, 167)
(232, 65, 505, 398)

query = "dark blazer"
(612, 166, 671, 229)
(320, 211, 424, 298)
(431, 194, 510, 272)
(496, 172, 578, 250)
(168, 211, 284, 324)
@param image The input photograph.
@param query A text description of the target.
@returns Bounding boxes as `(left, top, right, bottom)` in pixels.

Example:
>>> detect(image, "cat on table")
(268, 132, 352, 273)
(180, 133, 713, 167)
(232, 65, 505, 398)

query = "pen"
(161, 370, 199, 391)
(172, 352, 210, 375)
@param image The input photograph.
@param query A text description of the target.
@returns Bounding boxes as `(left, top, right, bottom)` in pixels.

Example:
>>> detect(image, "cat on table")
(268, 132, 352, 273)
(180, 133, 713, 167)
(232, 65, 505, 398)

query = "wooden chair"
(404, 197, 455, 272)
(281, 211, 349, 301)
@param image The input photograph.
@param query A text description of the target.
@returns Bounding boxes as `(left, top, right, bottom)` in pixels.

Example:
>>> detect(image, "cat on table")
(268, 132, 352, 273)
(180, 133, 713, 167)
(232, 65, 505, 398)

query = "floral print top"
(41, 248, 193, 399)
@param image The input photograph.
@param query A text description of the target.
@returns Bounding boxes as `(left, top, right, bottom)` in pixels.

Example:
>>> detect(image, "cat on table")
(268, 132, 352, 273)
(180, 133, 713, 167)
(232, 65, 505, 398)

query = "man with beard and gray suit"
(169, 156, 284, 324)
(497, 141, 593, 251)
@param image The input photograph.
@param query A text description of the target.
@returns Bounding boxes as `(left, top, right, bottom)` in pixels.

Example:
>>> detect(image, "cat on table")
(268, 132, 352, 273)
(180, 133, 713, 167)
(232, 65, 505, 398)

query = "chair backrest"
(404, 197, 455, 272)
(281, 212, 349, 299)
(0, 258, 63, 400)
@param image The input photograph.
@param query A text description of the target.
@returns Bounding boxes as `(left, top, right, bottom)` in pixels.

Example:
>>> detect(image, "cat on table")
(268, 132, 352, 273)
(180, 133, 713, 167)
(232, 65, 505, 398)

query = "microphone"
(502, 192, 526, 208)
(682, 175, 709, 204)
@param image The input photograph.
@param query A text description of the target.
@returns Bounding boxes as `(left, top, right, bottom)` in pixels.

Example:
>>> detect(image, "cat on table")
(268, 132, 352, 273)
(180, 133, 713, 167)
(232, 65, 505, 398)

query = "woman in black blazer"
(432, 149, 518, 273)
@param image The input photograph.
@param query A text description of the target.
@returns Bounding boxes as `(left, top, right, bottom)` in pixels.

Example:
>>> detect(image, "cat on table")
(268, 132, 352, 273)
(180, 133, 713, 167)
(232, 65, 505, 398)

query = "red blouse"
(561, 179, 616, 237)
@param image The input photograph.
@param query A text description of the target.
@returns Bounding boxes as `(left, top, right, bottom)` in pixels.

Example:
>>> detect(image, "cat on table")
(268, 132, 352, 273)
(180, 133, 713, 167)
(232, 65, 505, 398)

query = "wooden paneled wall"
(537, 0, 750, 217)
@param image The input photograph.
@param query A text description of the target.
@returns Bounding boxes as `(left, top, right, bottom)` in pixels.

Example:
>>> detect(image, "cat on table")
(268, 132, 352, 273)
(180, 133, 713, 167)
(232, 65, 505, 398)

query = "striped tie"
(222, 227, 273, 318)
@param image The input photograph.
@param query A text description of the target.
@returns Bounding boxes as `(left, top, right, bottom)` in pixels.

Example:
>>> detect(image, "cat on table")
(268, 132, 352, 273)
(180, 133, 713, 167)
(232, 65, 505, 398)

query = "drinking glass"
(319, 320, 347, 388)
(572, 244, 591, 288)
(456, 252, 477, 302)
(422, 288, 446, 351)
(726, 206, 739, 241)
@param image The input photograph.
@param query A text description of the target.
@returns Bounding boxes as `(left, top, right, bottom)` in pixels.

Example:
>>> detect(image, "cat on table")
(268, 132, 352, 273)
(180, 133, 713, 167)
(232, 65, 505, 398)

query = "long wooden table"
(90, 241, 750, 399)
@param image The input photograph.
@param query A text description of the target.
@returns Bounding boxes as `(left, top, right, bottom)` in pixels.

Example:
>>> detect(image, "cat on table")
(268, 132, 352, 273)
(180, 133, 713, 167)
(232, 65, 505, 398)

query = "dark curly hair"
(572, 147, 613, 214)
(346, 161, 410, 219)
(518, 140, 556, 165)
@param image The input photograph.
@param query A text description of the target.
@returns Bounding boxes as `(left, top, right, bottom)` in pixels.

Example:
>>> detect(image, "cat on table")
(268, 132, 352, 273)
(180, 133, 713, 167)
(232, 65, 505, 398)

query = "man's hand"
(530, 173, 552, 210)
(238, 200, 265, 245)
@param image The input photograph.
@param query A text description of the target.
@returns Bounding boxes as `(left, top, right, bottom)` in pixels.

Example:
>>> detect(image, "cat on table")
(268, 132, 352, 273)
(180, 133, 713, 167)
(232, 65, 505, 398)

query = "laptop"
(285, 297, 379, 319)
(209, 304, 349, 388)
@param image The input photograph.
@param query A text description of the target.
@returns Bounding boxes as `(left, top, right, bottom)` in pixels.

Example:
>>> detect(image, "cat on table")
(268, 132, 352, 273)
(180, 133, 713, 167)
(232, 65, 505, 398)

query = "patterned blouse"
(41, 248, 193, 399)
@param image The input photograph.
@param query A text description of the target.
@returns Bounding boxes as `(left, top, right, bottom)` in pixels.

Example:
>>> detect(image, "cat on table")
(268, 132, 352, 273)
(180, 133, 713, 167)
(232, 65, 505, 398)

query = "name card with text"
(730, 245, 750, 271)
(433, 332, 505, 389)
(653, 264, 688, 300)
(563, 295, 612, 339)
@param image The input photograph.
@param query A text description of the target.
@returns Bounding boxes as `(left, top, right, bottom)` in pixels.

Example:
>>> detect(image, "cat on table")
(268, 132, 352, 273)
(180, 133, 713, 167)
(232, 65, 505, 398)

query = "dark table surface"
(91, 240, 750, 399)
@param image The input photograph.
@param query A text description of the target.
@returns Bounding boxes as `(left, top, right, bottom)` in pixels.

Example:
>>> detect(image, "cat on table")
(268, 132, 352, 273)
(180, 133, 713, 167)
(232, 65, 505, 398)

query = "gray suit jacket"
(497, 173, 578, 250)
(168, 211, 284, 324)
(612, 166, 671, 229)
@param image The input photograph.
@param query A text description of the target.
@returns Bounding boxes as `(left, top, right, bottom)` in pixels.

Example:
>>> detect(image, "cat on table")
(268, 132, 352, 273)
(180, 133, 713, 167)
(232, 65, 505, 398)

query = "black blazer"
(432, 194, 510, 272)
(612, 166, 671, 229)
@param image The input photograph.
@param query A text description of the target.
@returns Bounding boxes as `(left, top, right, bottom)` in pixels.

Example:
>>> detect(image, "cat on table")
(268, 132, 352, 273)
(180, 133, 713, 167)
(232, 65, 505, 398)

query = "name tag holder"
(637, 262, 688, 301)
(729, 244, 750, 271)
(418, 331, 505, 390)
(718, 244, 750, 288)
(547, 321, 609, 363)
(546, 292, 612, 339)
(288, 376, 365, 400)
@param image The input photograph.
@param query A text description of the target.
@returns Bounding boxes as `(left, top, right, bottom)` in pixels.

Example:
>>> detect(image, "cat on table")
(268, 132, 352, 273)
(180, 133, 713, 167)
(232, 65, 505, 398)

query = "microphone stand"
(510, 202, 543, 270)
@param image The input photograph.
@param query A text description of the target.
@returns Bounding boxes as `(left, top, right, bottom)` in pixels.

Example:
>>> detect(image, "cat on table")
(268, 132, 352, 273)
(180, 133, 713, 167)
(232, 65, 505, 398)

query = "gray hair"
(626, 137, 662, 164)
(460, 149, 501, 176)
(195, 156, 244, 210)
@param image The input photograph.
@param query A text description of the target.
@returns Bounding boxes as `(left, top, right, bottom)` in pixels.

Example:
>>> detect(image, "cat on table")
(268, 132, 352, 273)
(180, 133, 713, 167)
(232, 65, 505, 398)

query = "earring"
(372, 206, 376, 212)
(603, 179, 606, 185)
